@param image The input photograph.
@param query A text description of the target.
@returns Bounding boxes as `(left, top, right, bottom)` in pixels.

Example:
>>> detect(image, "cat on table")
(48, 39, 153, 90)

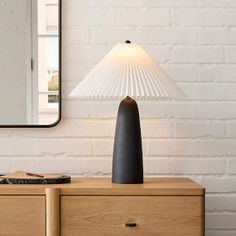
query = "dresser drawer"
(0, 196, 45, 236)
(61, 196, 204, 236)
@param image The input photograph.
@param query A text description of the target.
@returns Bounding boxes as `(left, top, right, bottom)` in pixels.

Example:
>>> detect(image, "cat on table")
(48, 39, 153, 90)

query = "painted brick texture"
(1, 0, 236, 235)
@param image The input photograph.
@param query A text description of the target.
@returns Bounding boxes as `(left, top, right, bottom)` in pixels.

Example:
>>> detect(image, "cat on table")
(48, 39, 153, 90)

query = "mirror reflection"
(0, 0, 60, 126)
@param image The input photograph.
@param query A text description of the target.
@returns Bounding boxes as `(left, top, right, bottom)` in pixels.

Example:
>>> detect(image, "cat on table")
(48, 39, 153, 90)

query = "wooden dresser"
(0, 178, 205, 236)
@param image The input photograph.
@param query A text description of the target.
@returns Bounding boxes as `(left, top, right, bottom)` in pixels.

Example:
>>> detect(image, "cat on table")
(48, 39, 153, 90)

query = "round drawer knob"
(125, 223, 137, 228)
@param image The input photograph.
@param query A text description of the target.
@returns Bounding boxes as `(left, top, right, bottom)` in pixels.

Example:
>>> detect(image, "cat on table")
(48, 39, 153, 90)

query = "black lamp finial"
(125, 40, 131, 44)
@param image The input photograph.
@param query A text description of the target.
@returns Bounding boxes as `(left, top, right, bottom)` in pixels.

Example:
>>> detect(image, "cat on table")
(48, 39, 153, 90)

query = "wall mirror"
(0, 0, 61, 127)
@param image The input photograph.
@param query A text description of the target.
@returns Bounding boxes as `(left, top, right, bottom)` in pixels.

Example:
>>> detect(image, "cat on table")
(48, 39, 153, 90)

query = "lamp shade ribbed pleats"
(69, 43, 185, 100)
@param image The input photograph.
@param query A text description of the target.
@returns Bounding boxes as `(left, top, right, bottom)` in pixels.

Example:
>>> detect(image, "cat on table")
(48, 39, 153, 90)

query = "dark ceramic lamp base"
(112, 97, 143, 184)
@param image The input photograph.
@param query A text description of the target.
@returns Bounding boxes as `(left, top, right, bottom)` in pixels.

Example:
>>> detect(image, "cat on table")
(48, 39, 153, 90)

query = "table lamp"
(70, 41, 185, 184)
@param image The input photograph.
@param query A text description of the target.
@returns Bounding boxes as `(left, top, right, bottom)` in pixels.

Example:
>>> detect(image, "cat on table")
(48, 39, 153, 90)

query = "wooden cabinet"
(0, 178, 205, 236)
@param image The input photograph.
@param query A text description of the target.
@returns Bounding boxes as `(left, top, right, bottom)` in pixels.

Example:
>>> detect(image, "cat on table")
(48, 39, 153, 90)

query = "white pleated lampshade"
(70, 42, 185, 100)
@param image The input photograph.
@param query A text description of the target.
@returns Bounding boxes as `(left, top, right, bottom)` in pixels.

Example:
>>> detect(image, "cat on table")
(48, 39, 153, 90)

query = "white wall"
(0, 0, 30, 124)
(1, 0, 236, 235)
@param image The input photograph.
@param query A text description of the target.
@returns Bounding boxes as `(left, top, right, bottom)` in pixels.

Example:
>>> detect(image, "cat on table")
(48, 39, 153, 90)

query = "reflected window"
(33, 0, 59, 124)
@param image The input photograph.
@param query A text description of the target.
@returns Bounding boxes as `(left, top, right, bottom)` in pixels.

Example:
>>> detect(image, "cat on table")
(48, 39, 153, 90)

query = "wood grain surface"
(46, 188, 60, 236)
(0, 196, 45, 236)
(61, 196, 204, 236)
(0, 178, 204, 196)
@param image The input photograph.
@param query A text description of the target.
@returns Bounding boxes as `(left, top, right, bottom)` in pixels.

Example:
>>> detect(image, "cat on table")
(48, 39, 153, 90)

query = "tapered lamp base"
(112, 97, 143, 184)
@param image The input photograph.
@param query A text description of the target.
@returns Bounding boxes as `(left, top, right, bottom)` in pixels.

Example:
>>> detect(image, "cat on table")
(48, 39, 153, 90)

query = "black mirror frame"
(0, 0, 62, 128)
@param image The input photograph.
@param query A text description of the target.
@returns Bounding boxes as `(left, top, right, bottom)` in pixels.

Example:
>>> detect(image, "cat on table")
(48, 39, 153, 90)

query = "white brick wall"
(1, 0, 236, 235)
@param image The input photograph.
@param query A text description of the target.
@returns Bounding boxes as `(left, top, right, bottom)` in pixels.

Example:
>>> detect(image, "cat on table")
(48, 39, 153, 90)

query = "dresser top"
(0, 178, 204, 196)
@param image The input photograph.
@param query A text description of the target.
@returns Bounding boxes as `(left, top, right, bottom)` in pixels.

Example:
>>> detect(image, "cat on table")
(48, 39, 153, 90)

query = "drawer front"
(0, 196, 45, 236)
(61, 196, 204, 236)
